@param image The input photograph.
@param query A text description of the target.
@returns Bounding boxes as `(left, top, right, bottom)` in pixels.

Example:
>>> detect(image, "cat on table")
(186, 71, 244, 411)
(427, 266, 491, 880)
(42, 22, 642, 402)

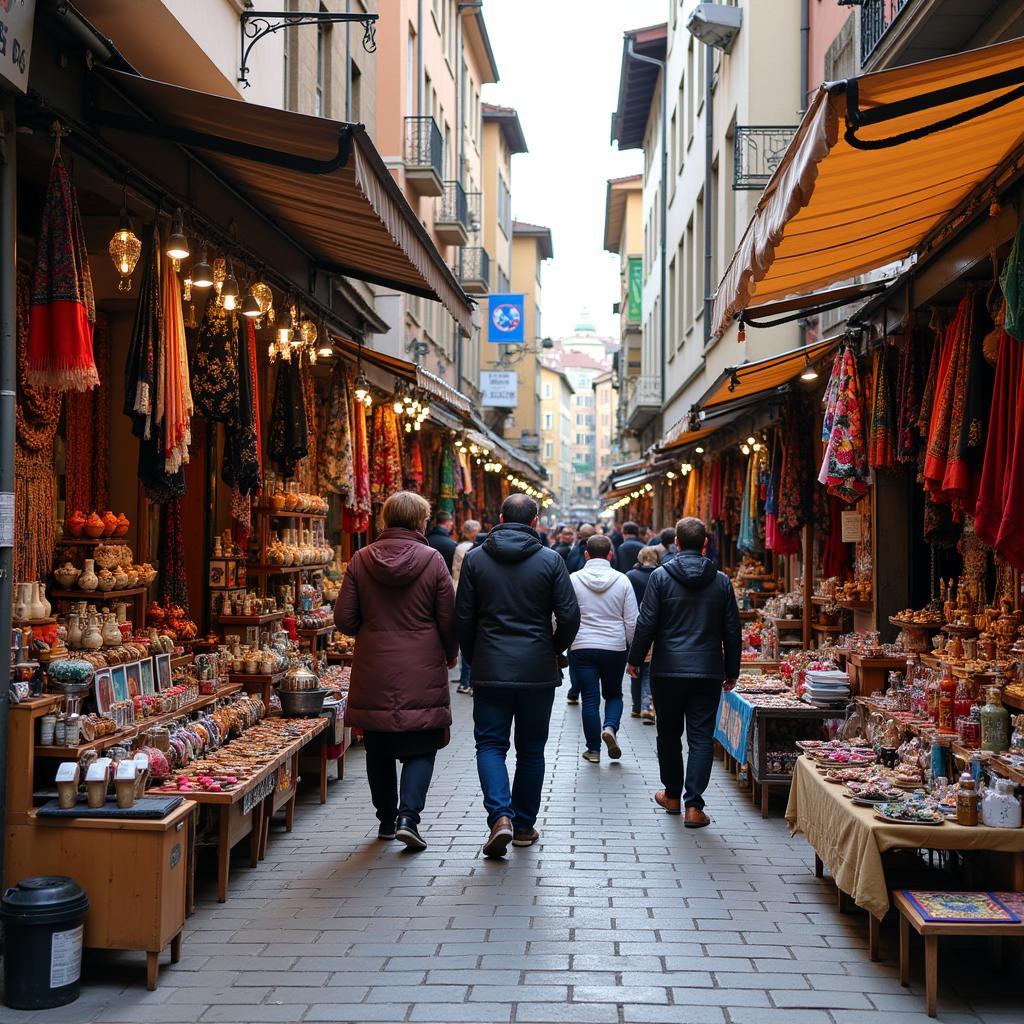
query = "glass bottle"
(980, 687, 1011, 753)
(938, 663, 957, 732)
(954, 678, 974, 723)
(956, 772, 979, 826)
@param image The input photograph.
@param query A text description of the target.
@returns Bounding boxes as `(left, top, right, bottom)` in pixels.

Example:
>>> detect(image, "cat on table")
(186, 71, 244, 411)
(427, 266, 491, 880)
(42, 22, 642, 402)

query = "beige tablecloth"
(785, 757, 1024, 919)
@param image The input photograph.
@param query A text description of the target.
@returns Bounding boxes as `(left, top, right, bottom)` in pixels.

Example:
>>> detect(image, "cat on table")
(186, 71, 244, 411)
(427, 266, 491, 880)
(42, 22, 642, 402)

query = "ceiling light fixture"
(191, 246, 214, 288)
(108, 194, 141, 292)
(221, 258, 239, 311)
(165, 207, 190, 267)
(800, 352, 819, 381)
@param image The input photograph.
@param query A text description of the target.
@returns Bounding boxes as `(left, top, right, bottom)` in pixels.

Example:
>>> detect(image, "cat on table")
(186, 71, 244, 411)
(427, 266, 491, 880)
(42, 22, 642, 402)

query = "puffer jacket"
(570, 558, 638, 651)
(456, 522, 580, 687)
(627, 551, 741, 680)
(335, 527, 457, 731)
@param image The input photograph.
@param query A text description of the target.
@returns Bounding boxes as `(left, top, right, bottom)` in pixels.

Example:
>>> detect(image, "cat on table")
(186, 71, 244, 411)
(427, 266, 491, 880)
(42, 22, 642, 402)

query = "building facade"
(593, 370, 618, 489)
(539, 365, 575, 520)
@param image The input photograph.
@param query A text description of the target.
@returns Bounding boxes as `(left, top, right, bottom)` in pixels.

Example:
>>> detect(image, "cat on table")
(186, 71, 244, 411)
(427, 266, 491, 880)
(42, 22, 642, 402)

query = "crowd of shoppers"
(336, 494, 739, 855)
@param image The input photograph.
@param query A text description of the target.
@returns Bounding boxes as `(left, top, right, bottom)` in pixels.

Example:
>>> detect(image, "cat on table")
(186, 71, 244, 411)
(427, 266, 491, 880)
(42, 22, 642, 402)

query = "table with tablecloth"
(785, 756, 1024, 921)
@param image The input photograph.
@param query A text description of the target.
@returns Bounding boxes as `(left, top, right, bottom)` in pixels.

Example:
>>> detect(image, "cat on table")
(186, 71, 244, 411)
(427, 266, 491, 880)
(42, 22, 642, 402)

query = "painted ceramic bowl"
(47, 658, 96, 694)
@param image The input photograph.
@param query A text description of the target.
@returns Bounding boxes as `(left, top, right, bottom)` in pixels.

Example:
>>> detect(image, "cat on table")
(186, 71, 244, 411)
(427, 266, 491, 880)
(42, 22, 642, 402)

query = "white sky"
(480, 0, 666, 341)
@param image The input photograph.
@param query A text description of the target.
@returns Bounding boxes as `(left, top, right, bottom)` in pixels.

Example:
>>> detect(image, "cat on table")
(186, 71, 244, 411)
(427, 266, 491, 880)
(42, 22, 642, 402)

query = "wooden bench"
(893, 889, 1024, 1017)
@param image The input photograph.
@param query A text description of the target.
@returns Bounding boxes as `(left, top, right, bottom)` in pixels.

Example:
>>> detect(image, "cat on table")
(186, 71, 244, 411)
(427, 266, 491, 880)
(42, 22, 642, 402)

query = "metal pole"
(703, 42, 713, 350)
(0, 97, 17, 889)
(800, 0, 810, 113)
(416, 0, 424, 116)
(345, 0, 352, 121)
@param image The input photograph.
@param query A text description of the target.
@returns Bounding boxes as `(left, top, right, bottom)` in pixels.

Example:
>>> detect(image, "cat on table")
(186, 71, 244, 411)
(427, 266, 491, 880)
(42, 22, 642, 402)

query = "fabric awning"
(700, 337, 839, 411)
(713, 37, 1024, 341)
(96, 68, 474, 336)
(602, 473, 658, 503)
(657, 424, 721, 455)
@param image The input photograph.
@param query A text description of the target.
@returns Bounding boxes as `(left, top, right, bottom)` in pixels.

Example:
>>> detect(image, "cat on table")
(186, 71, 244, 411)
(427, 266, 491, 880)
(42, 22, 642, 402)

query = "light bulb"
(318, 345, 333, 358)
(353, 373, 369, 402)
(277, 326, 293, 346)
(221, 258, 239, 310)
(165, 208, 190, 261)
(241, 286, 261, 318)
(191, 248, 214, 288)
(393, 399, 404, 414)
(741, 444, 750, 455)
(695, 446, 704, 454)
(747, 436, 756, 446)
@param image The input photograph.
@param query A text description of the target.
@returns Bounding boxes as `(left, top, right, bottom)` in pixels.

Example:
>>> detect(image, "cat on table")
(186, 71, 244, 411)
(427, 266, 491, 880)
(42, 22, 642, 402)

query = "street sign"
(481, 370, 518, 408)
(0, 1, 35, 94)
(487, 294, 525, 343)
(627, 257, 642, 321)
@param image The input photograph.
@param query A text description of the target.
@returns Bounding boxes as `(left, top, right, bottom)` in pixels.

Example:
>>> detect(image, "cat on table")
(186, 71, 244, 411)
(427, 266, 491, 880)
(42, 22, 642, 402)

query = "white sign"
(481, 371, 518, 408)
(0, 2, 35, 95)
(50, 924, 83, 988)
(841, 510, 862, 544)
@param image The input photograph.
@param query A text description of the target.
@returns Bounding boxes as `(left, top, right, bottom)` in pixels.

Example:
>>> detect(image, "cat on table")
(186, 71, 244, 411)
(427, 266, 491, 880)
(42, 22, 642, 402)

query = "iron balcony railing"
(459, 246, 490, 287)
(438, 180, 470, 231)
(624, 374, 662, 428)
(733, 125, 798, 191)
(466, 191, 482, 234)
(860, 0, 911, 66)
(404, 115, 444, 178)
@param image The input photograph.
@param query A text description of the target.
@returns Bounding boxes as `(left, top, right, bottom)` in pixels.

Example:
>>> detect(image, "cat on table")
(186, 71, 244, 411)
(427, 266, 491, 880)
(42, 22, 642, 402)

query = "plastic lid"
(0, 876, 89, 924)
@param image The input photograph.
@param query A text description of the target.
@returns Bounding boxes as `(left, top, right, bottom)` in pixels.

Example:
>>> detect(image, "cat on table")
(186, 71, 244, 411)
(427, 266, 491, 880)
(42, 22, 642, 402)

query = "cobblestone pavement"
(2, 692, 1016, 1023)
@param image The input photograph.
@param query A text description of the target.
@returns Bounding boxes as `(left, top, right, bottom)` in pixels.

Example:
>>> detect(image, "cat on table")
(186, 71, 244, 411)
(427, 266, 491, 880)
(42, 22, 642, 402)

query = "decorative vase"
(96, 569, 116, 592)
(101, 511, 118, 537)
(84, 512, 105, 539)
(114, 513, 130, 538)
(78, 559, 99, 592)
(37, 583, 51, 619)
(114, 602, 128, 625)
(66, 510, 86, 538)
(102, 613, 122, 647)
(13, 583, 31, 621)
(66, 614, 83, 649)
(112, 566, 129, 590)
(81, 615, 104, 651)
(53, 562, 80, 589)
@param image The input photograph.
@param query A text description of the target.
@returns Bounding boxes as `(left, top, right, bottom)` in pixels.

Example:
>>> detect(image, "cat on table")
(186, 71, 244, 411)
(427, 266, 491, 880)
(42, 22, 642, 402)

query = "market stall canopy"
(95, 68, 474, 336)
(712, 37, 1024, 342)
(602, 472, 659, 503)
(657, 424, 722, 455)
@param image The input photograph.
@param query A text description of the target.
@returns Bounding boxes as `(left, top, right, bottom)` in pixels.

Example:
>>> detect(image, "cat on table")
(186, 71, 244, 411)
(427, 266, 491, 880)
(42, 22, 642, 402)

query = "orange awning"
(713, 37, 1024, 341)
(657, 425, 721, 455)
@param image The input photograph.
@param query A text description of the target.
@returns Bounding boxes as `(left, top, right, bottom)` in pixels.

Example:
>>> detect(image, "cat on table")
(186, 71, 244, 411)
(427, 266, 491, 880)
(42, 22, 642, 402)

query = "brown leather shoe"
(512, 826, 540, 848)
(482, 816, 514, 858)
(655, 790, 681, 815)
(684, 807, 710, 829)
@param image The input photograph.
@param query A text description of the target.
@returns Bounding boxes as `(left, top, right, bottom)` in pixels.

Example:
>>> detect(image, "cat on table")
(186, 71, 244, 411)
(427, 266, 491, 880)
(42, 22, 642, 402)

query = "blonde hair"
(637, 545, 662, 568)
(381, 491, 432, 531)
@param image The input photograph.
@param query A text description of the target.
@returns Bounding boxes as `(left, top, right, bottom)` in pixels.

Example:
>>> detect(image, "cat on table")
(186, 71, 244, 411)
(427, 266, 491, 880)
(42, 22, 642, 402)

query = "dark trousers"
(631, 664, 653, 713)
(569, 648, 626, 751)
(566, 659, 580, 699)
(364, 748, 436, 825)
(650, 676, 722, 809)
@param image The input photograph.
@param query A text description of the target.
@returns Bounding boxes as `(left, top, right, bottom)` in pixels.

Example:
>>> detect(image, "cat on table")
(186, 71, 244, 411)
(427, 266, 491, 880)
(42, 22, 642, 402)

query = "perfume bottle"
(938, 663, 957, 733)
(980, 687, 1010, 754)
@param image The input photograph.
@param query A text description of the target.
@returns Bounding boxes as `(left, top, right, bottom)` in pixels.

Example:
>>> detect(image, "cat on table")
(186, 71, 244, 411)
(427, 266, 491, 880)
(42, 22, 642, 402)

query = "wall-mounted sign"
(627, 257, 642, 321)
(0, 1, 35, 94)
(841, 510, 862, 544)
(481, 370, 518, 408)
(487, 293, 525, 343)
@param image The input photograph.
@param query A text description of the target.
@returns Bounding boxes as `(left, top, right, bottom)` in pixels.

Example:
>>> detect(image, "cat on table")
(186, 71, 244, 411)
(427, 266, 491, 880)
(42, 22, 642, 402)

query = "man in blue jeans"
(627, 517, 741, 828)
(456, 493, 580, 857)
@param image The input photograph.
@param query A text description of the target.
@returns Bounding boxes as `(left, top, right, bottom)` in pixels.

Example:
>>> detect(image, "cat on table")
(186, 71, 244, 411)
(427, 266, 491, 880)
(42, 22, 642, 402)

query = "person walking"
(452, 520, 481, 697)
(615, 521, 644, 572)
(657, 527, 678, 565)
(626, 546, 661, 723)
(553, 525, 575, 562)
(426, 510, 458, 572)
(335, 491, 458, 851)
(456, 493, 580, 857)
(565, 523, 595, 574)
(627, 517, 741, 828)
(569, 534, 638, 763)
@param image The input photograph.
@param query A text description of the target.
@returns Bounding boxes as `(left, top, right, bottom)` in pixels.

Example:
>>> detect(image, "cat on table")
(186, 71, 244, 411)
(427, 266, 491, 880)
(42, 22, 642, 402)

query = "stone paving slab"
(0, 689, 1008, 1022)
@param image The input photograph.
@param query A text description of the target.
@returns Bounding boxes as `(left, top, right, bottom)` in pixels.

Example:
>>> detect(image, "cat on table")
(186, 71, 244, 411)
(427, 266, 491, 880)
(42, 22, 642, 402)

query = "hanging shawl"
(319, 366, 354, 497)
(293, 358, 320, 493)
(159, 497, 189, 612)
(458, 450, 473, 494)
(268, 356, 309, 477)
(868, 345, 896, 471)
(439, 444, 457, 512)
(160, 248, 192, 474)
(999, 223, 1024, 340)
(65, 312, 111, 513)
(820, 348, 843, 442)
(822, 494, 853, 580)
(26, 150, 98, 391)
(192, 302, 238, 422)
(895, 327, 925, 464)
(370, 404, 403, 503)
(223, 315, 261, 496)
(777, 396, 811, 539)
(344, 399, 371, 534)
(737, 456, 758, 553)
(819, 346, 870, 504)
(407, 437, 424, 492)
(709, 459, 723, 522)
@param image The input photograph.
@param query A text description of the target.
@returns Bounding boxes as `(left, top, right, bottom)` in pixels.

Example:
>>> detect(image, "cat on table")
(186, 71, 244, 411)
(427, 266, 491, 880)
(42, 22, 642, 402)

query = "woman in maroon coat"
(336, 491, 458, 851)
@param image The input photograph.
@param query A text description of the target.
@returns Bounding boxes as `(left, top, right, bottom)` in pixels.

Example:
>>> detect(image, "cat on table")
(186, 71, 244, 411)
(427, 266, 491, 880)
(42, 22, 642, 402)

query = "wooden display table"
(845, 653, 908, 697)
(229, 670, 285, 706)
(298, 624, 335, 670)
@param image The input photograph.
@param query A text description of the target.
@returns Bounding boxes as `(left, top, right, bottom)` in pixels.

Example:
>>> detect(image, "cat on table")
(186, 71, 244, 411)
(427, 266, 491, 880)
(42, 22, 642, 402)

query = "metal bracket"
(239, 9, 379, 88)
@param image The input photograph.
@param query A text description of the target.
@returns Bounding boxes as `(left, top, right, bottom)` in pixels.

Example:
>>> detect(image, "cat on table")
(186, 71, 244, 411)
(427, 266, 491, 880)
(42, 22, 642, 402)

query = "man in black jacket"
(426, 511, 457, 572)
(457, 493, 580, 857)
(615, 521, 644, 572)
(627, 517, 741, 828)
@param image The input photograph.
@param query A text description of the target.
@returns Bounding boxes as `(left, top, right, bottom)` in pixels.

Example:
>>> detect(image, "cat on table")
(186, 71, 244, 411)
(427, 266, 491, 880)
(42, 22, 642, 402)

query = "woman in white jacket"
(569, 533, 639, 763)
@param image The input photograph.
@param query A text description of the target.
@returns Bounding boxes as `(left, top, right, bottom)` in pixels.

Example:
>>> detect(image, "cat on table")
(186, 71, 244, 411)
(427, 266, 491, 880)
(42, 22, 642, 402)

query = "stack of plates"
(803, 669, 851, 706)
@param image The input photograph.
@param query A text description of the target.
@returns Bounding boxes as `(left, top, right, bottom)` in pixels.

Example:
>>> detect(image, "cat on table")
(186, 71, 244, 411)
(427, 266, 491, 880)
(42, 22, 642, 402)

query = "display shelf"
(297, 624, 335, 638)
(889, 616, 944, 633)
(1002, 689, 1024, 713)
(245, 565, 301, 576)
(253, 506, 327, 521)
(12, 616, 57, 627)
(170, 653, 193, 670)
(812, 623, 842, 633)
(738, 609, 760, 621)
(49, 586, 149, 600)
(839, 599, 874, 611)
(768, 617, 803, 629)
(218, 612, 285, 627)
(55, 536, 127, 546)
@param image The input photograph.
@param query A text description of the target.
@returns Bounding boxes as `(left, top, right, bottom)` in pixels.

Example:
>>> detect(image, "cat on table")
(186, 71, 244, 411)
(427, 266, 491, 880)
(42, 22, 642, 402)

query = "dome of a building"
(574, 309, 596, 334)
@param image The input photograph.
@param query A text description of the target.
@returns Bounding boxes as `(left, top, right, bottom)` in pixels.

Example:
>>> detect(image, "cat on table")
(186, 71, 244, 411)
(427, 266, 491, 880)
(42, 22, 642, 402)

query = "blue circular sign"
(491, 302, 522, 335)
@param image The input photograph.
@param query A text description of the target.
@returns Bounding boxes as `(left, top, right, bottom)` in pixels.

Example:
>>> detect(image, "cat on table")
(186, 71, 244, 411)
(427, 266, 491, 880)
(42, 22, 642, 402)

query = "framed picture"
(154, 652, 173, 692)
(208, 560, 227, 588)
(110, 665, 129, 703)
(125, 660, 142, 698)
(139, 658, 156, 696)
(94, 668, 114, 714)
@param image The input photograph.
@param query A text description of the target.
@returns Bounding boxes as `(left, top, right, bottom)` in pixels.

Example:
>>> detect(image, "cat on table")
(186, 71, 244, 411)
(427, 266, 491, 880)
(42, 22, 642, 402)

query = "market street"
(4, 694, 1015, 1024)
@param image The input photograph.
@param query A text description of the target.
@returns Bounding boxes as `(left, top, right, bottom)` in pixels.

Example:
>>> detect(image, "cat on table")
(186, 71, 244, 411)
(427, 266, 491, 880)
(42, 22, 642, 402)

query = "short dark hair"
(675, 517, 707, 552)
(622, 521, 640, 537)
(660, 527, 676, 549)
(434, 510, 453, 526)
(501, 492, 539, 525)
(586, 534, 612, 559)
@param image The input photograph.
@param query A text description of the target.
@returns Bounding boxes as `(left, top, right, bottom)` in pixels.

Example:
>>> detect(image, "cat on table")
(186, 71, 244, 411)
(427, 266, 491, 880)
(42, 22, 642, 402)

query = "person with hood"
(626, 546, 661, 723)
(456, 493, 580, 858)
(335, 491, 458, 851)
(627, 517, 741, 828)
(426, 510, 458, 572)
(569, 534, 639, 763)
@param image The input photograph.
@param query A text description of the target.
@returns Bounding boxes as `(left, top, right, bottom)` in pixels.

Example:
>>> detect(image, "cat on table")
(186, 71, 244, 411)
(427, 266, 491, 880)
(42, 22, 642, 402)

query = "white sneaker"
(581, 750, 600, 763)
(602, 727, 621, 759)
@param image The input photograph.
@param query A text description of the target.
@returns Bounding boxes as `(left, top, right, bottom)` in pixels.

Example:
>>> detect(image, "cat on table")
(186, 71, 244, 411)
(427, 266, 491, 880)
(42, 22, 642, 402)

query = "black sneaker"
(566, 695, 580, 706)
(378, 821, 397, 841)
(395, 816, 427, 851)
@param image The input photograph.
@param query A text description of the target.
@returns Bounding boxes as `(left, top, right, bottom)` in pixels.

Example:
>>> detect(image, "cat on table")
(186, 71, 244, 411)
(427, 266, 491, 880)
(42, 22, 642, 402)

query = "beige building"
(593, 370, 618, 487)
(539, 365, 576, 520)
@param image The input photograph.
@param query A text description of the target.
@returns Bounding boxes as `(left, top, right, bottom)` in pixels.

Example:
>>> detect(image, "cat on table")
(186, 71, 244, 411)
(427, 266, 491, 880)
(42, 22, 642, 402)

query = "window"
(670, 109, 677, 192)
(497, 268, 510, 293)
(545, 442, 554, 459)
(544, 413, 553, 430)
(668, 256, 677, 355)
(498, 177, 512, 238)
(407, 26, 416, 114)
(685, 215, 694, 329)
(677, 81, 685, 171)
(696, 42, 705, 115)
(543, 383, 553, 399)
(676, 237, 685, 349)
(686, 40, 694, 143)
(711, 159, 720, 293)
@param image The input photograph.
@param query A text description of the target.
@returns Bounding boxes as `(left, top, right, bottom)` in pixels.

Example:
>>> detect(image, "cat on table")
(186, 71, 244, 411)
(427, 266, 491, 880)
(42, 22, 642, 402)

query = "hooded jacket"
(335, 527, 458, 732)
(627, 550, 741, 680)
(456, 521, 580, 687)
(570, 557, 639, 652)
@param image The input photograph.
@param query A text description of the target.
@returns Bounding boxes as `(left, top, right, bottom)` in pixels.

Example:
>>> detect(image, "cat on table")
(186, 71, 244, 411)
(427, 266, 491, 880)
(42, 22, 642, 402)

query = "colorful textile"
(818, 346, 870, 504)
(160, 247, 193, 475)
(820, 348, 843, 442)
(822, 494, 853, 579)
(917, 311, 946, 448)
(159, 497, 189, 613)
(370, 404, 403, 503)
(709, 460, 722, 522)
(407, 438, 424, 492)
(903, 891, 1019, 924)
(991, 332, 1024, 569)
(192, 303, 238, 423)
(439, 445, 457, 513)
(26, 151, 97, 391)
(223, 315, 261, 496)
(268, 356, 309, 478)
(65, 312, 110, 513)
(737, 456, 758, 554)
(318, 367, 354, 498)
(777, 397, 811, 540)
(999, 223, 1024, 340)
(868, 346, 896, 471)
(895, 328, 925, 464)
(343, 400, 371, 534)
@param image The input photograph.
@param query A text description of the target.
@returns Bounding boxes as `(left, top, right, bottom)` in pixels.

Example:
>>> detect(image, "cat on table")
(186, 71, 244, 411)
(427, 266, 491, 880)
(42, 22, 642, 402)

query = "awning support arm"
(742, 281, 889, 328)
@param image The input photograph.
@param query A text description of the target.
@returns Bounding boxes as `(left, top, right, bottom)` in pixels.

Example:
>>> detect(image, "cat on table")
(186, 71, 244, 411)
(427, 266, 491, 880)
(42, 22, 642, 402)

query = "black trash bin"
(0, 876, 89, 1010)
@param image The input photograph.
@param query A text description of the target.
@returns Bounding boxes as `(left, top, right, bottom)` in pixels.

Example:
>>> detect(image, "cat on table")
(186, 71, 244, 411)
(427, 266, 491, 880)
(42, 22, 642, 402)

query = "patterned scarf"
(868, 345, 896, 471)
(268, 355, 309, 477)
(192, 302, 238, 423)
(895, 327, 925, 464)
(343, 400, 371, 534)
(318, 366, 354, 498)
(819, 346, 870, 504)
(370, 404, 403, 503)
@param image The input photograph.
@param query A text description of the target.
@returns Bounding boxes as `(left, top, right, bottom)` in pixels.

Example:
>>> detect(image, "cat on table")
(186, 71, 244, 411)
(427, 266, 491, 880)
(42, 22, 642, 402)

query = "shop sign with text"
(0, 1, 34, 94)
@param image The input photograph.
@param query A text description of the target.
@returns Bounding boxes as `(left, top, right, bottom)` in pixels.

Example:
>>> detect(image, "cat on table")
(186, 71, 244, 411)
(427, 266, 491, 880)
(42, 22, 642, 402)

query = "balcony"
(435, 180, 471, 247)
(860, 0, 911, 66)
(733, 126, 798, 191)
(623, 374, 662, 432)
(404, 116, 444, 197)
(466, 191, 482, 235)
(459, 247, 490, 294)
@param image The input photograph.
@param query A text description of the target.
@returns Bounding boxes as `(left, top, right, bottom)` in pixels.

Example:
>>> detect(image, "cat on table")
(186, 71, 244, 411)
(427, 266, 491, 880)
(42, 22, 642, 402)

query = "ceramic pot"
(13, 583, 31, 621)
(114, 513, 130, 538)
(34, 583, 51, 620)
(96, 569, 116, 593)
(66, 510, 86, 538)
(112, 567, 129, 590)
(81, 615, 104, 651)
(66, 614, 83, 649)
(78, 559, 99, 592)
(84, 512, 105, 539)
(53, 563, 81, 589)
(114, 602, 128, 625)
(102, 613, 122, 647)
(47, 658, 95, 694)
(101, 511, 118, 537)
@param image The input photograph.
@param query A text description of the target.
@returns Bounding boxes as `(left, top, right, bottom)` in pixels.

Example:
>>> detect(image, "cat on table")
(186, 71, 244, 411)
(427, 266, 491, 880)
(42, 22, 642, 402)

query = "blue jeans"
(459, 656, 472, 688)
(630, 664, 653, 713)
(473, 687, 555, 829)
(566, 659, 580, 699)
(569, 649, 627, 752)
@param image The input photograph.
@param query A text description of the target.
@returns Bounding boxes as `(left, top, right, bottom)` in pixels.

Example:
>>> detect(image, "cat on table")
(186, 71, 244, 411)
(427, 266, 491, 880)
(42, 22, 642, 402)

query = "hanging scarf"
(439, 444, 457, 512)
(709, 459, 722, 522)
(65, 312, 110, 513)
(737, 456, 757, 554)
(819, 346, 870, 504)
(268, 355, 309, 477)
(192, 301, 238, 423)
(895, 327, 924, 464)
(344, 399, 371, 534)
(868, 345, 896, 471)
(223, 315, 261, 497)
(407, 437, 424, 492)
(318, 366, 354, 498)
(999, 223, 1024, 340)
(777, 396, 811, 539)
(822, 493, 853, 580)
(370, 404, 403, 503)
(820, 348, 843, 443)
(159, 497, 189, 613)
(160, 245, 192, 475)
(26, 149, 98, 391)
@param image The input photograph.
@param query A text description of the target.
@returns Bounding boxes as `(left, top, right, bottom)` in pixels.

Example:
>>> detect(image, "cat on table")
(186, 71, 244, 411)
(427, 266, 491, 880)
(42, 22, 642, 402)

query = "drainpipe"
(417, 0, 424, 116)
(345, 0, 352, 121)
(626, 37, 667, 412)
(0, 98, 16, 890)
(703, 42, 713, 350)
(800, 0, 810, 112)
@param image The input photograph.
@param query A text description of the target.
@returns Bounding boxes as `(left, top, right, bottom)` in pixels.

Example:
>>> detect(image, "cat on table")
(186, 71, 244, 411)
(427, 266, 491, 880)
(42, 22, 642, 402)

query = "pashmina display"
(370, 404, 403, 503)
(294, 359, 320, 494)
(819, 346, 870, 504)
(65, 312, 110, 514)
(406, 437, 424, 492)
(343, 400, 371, 534)
(318, 366, 354, 499)
(159, 497, 189, 612)
(222, 316, 261, 498)
(159, 240, 192, 476)
(192, 302, 238, 423)
(777, 397, 811, 541)
(999, 223, 1024, 340)
(268, 356, 309, 478)
(868, 345, 896, 472)
(439, 445, 457, 513)
(26, 149, 98, 391)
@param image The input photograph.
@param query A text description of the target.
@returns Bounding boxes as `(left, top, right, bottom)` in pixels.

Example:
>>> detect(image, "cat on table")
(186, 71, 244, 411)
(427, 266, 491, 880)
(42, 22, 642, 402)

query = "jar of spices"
(40, 714, 57, 746)
(54, 715, 66, 746)
(956, 772, 979, 826)
(981, 687, 1011, 753)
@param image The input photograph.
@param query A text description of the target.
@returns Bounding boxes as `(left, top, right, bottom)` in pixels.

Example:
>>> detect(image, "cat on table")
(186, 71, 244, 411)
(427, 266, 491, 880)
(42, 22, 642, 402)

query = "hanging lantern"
(108, 207, 142, 293)
(241, 283, 261, 318)
(353, 372, 370, 403)
(221, 258, 239, 311)
(250, 280, 274, 321)
(165, 207, 190, 270)
(300, 318, 318, 347)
